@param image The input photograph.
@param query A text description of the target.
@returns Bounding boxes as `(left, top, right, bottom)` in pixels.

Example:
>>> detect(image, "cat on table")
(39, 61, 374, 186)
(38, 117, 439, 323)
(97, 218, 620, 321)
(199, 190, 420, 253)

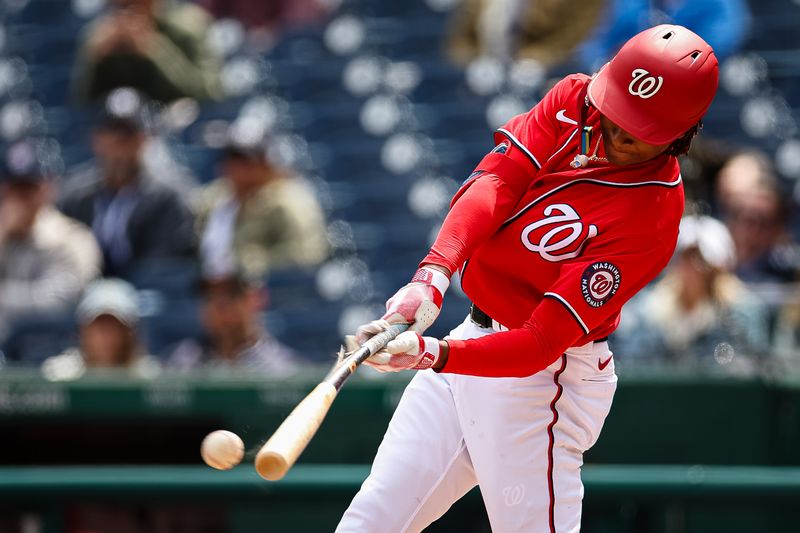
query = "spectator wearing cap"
(166, 270, 299, 375)
(41, 278, 159, 381)
(193, 133, 328, 279)
(0, 140, 101, 341)
(715, 151, 800, 284)
(59, 93, 196, 279)
(614, 215, 768, 368)
(72, 0, 221, 104)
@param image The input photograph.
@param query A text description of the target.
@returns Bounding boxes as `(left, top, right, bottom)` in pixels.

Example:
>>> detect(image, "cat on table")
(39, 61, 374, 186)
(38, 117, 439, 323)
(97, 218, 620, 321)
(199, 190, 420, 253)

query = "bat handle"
(362, 323, 409, 355)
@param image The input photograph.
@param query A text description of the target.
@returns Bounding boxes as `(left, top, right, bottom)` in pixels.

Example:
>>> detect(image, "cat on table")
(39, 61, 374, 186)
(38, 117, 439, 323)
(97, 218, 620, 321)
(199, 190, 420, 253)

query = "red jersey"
(422, 74, 685, 377)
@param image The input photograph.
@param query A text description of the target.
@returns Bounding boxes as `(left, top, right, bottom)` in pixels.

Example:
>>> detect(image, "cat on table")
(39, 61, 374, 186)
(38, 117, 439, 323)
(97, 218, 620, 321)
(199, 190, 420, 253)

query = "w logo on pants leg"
(502, 484, 526, 507)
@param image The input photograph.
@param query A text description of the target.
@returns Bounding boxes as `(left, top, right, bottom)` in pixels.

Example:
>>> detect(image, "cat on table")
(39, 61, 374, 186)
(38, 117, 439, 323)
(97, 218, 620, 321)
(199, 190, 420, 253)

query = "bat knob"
(256, 449, 290, 480)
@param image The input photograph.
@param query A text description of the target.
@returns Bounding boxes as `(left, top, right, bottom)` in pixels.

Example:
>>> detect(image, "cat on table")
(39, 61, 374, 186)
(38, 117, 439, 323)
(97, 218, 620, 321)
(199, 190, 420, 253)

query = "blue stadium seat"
(142, 297, 203, 359)
(266, 301, 348, 361)
(267, 267, 325, 312)
(1, 313, 77, 366)
(126, 259, 201, 297)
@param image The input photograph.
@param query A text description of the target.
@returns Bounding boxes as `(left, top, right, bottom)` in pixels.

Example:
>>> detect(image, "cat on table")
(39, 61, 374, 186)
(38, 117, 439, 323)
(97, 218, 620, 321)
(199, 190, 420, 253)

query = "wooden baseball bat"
(255, 323, 408, 481)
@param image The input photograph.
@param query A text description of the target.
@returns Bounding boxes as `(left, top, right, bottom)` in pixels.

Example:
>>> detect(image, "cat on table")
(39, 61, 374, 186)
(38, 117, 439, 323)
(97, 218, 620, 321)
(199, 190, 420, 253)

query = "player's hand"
(368, 331, 441, 373)
(357, 321, 440, 373)
(381, 266, 450, 334)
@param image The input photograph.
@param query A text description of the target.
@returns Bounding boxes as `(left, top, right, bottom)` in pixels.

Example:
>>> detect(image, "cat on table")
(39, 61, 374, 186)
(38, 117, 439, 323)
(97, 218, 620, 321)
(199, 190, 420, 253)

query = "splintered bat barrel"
(255, 323, 408, 481)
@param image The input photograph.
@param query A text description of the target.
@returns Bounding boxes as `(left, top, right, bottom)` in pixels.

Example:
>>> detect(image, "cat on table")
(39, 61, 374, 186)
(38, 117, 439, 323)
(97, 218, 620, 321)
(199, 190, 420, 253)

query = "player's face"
(599, 116, 671, 166)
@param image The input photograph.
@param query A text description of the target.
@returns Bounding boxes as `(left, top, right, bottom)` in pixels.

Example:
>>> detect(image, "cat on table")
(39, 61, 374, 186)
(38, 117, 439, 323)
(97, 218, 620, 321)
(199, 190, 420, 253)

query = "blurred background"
(0, 0, 799, 531)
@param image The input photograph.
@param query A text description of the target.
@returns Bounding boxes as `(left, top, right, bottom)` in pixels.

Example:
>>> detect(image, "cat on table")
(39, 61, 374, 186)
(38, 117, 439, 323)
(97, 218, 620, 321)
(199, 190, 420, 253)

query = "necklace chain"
(570, 129, 609, 168)
(588, 133, 608, 163)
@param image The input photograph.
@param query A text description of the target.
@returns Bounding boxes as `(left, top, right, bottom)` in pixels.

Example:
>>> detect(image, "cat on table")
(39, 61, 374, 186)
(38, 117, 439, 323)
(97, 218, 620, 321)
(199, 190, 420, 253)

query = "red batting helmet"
(587, 24, 719, 145)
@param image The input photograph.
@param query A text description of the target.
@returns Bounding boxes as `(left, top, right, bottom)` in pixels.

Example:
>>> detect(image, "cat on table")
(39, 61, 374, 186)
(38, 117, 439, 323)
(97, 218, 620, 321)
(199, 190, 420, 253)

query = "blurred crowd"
(0, 0, 799, 382)
(0, 76, 330, 377)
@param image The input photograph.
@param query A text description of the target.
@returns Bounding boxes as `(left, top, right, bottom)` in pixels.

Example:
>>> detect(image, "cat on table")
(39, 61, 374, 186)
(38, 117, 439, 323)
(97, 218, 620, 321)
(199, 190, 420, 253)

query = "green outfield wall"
(2, 369, 800, 532)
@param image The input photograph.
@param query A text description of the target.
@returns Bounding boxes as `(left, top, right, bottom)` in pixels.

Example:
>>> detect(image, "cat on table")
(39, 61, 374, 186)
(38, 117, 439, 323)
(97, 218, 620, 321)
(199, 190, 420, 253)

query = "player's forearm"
(422, 174, 524, 273)
(437, 329, 554, 377)
(437, 299, 584, 377)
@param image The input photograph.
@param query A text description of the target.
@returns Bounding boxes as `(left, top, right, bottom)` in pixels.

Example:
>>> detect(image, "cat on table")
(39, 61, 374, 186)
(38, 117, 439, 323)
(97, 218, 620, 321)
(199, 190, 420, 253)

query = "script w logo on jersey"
(520, 203, 598, 262)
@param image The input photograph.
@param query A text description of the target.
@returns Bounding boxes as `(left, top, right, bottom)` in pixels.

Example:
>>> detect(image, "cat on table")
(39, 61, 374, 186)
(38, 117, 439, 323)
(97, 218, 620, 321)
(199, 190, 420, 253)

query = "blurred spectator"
(200, 0, 330, 51)
(774, 297, 800, 364)
(716, 152, 800, 283)
(166, 270, 299, 375)
(447, 0, 604, 67)
(194, 133, 328, 279)
(678, 136, 737, 209)
(0, 140, 101, 341)
(578, 0, 750, 71)
(59, 94, 196, 279)
(715, 150, 774, 211)
(200, 0, 328, 29)
(614, 216, 768, 368)
(41, 278, 160, 380)
(72, 0, 221, 104)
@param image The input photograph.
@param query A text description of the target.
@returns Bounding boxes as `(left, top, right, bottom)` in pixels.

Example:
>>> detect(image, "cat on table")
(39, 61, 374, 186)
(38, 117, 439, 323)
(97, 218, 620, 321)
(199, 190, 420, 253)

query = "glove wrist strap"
(412, 267, 451, 296)
(412, 337, 440, 370)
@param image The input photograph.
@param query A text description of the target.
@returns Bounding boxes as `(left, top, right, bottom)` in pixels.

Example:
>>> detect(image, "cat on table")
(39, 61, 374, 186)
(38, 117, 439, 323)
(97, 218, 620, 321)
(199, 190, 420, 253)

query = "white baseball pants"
(336, 316, 617, 533)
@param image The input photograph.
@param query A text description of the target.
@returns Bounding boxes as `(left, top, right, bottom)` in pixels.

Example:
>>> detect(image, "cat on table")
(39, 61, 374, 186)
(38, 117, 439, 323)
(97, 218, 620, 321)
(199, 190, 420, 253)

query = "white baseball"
(201, 430, 245, 470)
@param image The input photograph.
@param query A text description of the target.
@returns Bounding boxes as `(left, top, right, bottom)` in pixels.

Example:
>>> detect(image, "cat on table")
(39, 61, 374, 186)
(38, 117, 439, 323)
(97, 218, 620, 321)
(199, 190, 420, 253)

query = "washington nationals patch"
(581, 262, 620, 308)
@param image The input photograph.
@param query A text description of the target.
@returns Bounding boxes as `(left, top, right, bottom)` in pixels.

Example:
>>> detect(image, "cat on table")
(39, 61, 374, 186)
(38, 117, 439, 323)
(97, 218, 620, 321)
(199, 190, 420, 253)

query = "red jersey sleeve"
(422, 76, 584, 273)
(442, 233, 675, 377)
(421, 144, 534, 274)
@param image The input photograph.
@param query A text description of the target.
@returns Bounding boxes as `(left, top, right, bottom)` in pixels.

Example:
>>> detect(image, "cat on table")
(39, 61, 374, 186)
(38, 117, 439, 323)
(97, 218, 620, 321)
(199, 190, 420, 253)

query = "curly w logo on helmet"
(628, 68, 663, 99)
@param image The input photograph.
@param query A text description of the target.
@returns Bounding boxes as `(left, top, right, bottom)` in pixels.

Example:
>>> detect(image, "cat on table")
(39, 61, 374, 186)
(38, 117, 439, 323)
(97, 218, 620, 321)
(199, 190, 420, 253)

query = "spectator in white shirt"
(0, 140, 101, 342)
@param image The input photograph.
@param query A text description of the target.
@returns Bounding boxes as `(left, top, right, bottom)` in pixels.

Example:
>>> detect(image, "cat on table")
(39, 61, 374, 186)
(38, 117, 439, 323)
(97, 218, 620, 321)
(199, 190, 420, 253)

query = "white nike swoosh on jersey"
(556, 109, 577, 125)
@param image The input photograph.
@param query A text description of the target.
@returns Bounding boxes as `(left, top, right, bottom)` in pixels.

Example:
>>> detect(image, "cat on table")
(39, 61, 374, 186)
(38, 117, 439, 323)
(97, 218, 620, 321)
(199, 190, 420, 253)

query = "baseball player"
(337, 25, 719, 532)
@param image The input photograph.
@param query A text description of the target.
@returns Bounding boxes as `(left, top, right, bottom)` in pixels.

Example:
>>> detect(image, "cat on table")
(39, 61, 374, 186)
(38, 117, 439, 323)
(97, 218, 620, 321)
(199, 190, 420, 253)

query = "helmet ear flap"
(665, 121, 702, 157)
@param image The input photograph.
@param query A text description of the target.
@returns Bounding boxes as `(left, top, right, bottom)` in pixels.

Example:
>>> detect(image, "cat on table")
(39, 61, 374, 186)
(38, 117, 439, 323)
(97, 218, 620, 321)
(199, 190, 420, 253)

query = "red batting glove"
(381, 266, 450, 334)
(364, 330, 441, 373)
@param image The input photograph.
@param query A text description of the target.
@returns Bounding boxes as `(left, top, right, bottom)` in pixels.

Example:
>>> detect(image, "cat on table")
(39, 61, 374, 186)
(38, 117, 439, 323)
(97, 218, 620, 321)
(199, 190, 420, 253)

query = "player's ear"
(665, 121, 702, 157)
